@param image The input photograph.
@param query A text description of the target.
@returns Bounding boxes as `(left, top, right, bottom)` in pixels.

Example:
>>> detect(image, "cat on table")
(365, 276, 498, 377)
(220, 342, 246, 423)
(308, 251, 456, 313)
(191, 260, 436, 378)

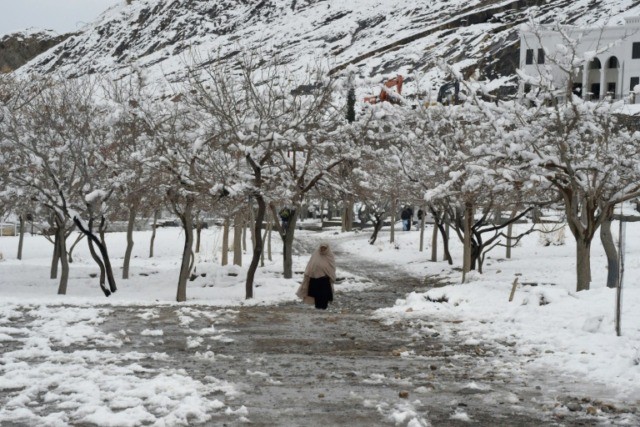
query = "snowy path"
(1, 240, 638, 426)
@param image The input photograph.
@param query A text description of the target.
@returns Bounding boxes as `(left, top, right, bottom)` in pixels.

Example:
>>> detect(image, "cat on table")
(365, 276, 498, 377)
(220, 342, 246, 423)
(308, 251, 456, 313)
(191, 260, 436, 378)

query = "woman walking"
(297, 243, 336, 310)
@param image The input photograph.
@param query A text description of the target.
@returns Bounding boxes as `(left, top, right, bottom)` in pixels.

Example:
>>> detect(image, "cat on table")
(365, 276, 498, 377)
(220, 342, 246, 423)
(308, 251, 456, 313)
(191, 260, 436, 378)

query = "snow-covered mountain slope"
(17, 0, 640, 95)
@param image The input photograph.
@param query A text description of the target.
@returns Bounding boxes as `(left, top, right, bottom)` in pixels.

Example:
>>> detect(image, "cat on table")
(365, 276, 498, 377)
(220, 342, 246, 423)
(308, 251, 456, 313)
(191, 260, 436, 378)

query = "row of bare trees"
(2, 39, 639, 299)
(0, 56, 367, 301)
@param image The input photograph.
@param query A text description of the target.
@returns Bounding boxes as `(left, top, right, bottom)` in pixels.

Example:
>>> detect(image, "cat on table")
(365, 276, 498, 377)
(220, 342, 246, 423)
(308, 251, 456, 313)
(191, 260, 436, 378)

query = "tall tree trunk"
(222, 217, 230, 266)
(98, 218, 117, 293)
(576, 237, 592, 292)
(245, 196, 266, 299)
(86, 219, 108, 296)
(195, 223, 202, 253)
(149, 210, 158, 258)
(176, 201, 194, 302)
(600, 215, 618, 289)
(233, 212, 243, 266)
(344, 197, 354, 232)
(249, 202, 256, 250)
(260, 212, 270, 267)
(55, 217, 69, 295)
(430, 223, 438, 262)
(443, 222, 451, 263)
(390, 198, 397, 244)
(123, 206, 137, 279)
(267, 217, 272, 261)
(50, 227, 60, 279)
(282, 209, 298, 279)
(17, 215, 25, 260)
(419, 208, 426, 252)
(242, 212, 248, 251)
(462, 202, 473, 283)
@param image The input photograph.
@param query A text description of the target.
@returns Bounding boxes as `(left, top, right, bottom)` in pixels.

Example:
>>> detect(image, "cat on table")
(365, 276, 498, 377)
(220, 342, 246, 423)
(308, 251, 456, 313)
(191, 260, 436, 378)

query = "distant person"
(279, 207, 291, 234)
(417, 208, 424, 226)
(401, 206, 413, 231)
(296, 242, 336, 310)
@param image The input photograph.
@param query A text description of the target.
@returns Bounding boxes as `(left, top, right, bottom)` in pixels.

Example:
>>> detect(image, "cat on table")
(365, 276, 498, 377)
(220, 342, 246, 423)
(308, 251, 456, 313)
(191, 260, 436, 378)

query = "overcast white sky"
(0, 0, 121, 36)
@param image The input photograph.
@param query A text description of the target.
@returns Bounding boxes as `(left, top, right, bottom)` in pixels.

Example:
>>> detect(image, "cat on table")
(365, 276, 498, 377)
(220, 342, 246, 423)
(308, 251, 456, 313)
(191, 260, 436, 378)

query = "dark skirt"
(308, 276, 333, 310)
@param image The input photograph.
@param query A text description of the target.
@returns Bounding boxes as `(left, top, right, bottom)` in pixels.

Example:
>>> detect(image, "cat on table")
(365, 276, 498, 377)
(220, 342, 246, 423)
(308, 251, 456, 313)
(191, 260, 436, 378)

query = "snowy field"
(1, 219, 639, 425)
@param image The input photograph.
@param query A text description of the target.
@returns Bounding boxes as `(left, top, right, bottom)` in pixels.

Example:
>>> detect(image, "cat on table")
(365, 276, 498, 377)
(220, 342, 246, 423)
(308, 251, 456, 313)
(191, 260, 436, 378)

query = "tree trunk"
(462, 202, 473, 283)
(390, 198, 397, 244)
(74, 216, 117, 294)
(55, 217, 69, 295)
(17, 215, 25, 260)
(195, 223, 202, 253)
(506, 223, 514, 259)
(149, 210, 158, 258)
(576, 237, 592, 292)
(344, 197, 353, 232)
(600, 216, 618, 289)
(282, 209, 298, 279)
(505, 207, 517, 259)
(233, 212, 243, 266)
(430, 223, 438, 262)
(50, 226, 60, 279)
(222, 217, 230, 266)
(68, 232, 85, 263)
(245, 196, 266, 299)
(176, 201, 194, 302)
(419, 208, 426, 252)
(260, 212, 270, 267)
(267, 218, 272, 261)
(368, 215, 384, 244)
(242, 213, 248, 251)
(123, 206, 137, 279)
(98, 218, 117, 294)
(473, 243, 482, 273)
(444, 223, 450, 262)
(249, 202, 256, 250)
(86, 219, 108, 296)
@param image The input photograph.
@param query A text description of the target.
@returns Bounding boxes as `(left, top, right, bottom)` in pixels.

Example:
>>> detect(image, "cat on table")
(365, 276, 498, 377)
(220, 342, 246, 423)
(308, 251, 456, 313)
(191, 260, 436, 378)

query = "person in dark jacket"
(401, 206, 413, 231)
(279, 207, 291, 234)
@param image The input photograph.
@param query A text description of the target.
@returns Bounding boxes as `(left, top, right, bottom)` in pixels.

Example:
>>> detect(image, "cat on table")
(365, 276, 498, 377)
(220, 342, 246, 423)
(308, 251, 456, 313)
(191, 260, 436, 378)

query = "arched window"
(608, 57, 619, 69)
(589, 58, 602, 69)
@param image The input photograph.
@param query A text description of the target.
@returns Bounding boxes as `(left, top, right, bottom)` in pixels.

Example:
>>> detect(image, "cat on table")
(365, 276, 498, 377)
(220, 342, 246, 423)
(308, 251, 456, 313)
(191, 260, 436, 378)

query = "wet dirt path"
(1, 239, 638, 426)
(210, 244, 638, 426)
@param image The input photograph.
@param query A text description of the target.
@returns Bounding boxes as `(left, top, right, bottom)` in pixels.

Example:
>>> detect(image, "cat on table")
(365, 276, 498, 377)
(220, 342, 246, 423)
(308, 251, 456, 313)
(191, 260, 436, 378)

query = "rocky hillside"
(16, 0, 640, 95)
(0, 30, 72, 73)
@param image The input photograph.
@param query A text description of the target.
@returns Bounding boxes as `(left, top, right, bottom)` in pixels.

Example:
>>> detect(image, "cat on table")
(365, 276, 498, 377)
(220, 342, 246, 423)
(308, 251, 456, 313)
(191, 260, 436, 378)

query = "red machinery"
(364, 75, 404, 104)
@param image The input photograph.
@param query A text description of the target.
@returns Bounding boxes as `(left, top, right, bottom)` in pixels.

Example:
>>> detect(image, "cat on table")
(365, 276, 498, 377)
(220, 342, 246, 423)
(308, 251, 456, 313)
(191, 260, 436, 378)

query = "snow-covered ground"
(1, 218, 639, 425)
(329, 220, 640, 400)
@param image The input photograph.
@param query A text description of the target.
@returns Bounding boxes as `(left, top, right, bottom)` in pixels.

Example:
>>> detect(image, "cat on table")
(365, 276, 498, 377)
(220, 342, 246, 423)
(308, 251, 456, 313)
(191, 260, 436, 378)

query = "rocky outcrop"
(0, 30, 73, 73)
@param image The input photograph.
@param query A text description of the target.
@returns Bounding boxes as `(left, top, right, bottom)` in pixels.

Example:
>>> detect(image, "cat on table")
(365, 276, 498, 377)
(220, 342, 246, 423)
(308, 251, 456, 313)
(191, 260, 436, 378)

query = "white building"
(520, 17, 640, 102)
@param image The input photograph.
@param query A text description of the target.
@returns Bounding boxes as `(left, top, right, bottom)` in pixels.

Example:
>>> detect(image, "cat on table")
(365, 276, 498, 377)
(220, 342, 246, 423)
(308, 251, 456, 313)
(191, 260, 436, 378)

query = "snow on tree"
(185, 53, 355, 297)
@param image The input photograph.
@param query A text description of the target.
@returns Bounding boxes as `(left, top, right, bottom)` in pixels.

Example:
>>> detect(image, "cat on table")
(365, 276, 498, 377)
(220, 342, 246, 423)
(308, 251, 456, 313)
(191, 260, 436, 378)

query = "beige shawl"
(296, 243, 336, 304)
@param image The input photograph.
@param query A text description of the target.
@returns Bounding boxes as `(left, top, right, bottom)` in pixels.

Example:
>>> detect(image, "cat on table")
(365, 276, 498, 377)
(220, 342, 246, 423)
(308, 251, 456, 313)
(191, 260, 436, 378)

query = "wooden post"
(509, 277, 519, 302)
